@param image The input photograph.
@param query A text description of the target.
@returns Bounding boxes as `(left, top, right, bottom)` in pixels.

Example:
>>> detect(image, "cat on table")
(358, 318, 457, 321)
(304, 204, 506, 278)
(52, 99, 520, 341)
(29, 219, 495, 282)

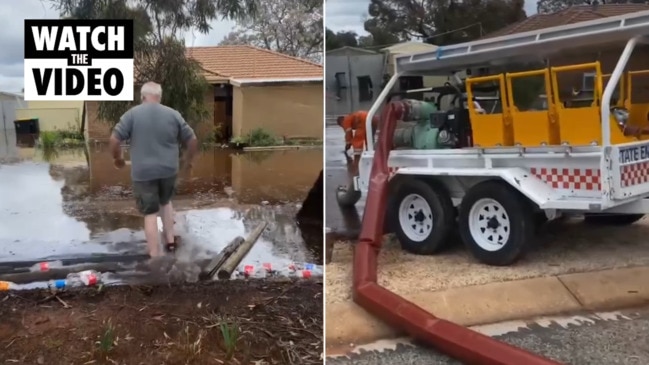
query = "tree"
(325, 28, 399, 51)
(325, 28, 359, 50)
(357, 30, 400, 48)
(219, 0, 323, 63)
(364, 0, 526, 46)
(49, 0, 256, 133)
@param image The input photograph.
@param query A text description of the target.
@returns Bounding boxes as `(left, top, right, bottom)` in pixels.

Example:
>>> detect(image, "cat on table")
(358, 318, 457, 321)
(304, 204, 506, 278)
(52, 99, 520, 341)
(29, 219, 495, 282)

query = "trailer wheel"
(459, 181, 534, 266)
(390, 178, 455, 254)
(583, 213, 645, 225)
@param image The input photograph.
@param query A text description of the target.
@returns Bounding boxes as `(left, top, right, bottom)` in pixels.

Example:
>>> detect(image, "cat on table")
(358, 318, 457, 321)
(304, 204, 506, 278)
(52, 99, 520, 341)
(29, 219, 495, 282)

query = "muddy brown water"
(0, 132, 323, 266)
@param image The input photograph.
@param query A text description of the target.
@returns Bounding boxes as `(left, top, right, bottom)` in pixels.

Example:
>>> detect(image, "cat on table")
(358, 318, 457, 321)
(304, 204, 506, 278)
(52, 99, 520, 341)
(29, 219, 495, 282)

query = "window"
(334, 72, 347, 100)
(357, 75, 373, 102)
(582, 72, 596, 92)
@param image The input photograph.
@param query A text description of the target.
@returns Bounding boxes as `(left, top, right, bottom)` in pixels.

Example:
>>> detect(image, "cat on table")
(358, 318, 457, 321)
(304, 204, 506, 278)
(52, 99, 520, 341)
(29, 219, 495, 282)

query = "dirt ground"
(0, 280, 322, 365)
(326, 217, 649, 304)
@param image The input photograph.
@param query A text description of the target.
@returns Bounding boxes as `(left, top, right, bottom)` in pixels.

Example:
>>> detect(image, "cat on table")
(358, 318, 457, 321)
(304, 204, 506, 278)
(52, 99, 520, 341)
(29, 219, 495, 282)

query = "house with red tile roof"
(86, 45, 323, 141)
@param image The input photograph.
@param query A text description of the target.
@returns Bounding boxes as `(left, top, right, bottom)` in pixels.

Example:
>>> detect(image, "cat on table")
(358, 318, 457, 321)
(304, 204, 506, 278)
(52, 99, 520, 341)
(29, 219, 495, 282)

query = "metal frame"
(358, 11, 649, 214)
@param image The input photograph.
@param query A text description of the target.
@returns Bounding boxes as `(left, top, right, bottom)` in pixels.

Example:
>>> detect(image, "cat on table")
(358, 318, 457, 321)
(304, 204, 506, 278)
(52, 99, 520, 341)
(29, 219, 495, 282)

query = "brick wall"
(86, 101, 113, 141)
(86, 90, 215, 142)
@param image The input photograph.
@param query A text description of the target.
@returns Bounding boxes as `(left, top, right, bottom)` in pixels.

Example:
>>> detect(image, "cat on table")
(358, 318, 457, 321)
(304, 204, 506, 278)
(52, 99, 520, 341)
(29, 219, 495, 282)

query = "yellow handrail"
(550, 62, 602, 105)
(625, 69, 649, 108)
(466, 74, 508, 114)
(505, 68, 550, 109)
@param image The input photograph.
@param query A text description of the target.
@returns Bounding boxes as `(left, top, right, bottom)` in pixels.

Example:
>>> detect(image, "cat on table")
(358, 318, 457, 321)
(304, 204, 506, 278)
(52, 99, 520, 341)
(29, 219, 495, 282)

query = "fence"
(0, 99, 26, 160)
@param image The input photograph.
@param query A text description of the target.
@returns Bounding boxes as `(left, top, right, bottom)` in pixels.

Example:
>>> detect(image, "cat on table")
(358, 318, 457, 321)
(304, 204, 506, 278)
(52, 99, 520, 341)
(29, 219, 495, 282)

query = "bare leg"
(144, 214, 161, 257)
(161, 202, 175, 244)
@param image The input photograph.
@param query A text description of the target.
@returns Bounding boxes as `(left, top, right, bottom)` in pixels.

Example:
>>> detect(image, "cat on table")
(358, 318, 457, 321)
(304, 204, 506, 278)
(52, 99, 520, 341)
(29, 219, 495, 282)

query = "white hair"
(141, 81, 162, 101)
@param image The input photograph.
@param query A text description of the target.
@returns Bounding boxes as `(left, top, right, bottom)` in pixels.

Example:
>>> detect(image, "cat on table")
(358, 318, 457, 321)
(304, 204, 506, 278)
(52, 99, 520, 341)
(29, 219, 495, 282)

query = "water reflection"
(0, 133, 323, 263)
(86, 143, 322, 204)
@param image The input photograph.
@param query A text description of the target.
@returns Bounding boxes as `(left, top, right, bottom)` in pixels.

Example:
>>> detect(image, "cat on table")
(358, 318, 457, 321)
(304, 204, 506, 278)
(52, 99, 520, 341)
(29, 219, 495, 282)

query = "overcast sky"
(325, 0, 539, 35)
(0, 0, 235, 93)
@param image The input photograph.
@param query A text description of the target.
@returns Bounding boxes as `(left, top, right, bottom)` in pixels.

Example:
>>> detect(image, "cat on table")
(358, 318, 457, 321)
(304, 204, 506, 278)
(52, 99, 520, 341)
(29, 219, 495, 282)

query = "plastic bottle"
(241, 265, 269, 279)
(48, 279, 67, 290)
(70, 270, 101, 286)
(288, 262, 323, 276)
(48, 271, 101, 291)
(0, 281, 14, 291)
(29, 260, 64, 272)
(288, 269, 315, 279)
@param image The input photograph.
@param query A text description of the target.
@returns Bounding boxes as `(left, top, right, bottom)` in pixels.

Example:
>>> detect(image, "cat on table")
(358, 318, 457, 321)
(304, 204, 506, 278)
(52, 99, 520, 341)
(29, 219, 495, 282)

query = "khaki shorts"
(132, 175, 177, 215)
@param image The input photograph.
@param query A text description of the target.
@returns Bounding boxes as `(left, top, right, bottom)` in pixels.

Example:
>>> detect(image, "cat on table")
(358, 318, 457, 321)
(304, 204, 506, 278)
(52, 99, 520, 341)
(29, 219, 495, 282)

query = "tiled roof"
(485, 4, 649, 38)
(186, 45, 323, 82)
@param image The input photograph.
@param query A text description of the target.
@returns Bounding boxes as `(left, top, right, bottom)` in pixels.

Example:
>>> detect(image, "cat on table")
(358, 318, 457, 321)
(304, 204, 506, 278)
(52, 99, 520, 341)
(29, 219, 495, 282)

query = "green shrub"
(242, 128, 278, 147)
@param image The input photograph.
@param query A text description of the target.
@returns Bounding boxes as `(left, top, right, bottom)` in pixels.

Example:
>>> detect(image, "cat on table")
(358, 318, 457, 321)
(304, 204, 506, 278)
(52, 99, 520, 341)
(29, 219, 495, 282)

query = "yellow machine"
(624, 70, 649, 137)
(465, 61, 649, 147)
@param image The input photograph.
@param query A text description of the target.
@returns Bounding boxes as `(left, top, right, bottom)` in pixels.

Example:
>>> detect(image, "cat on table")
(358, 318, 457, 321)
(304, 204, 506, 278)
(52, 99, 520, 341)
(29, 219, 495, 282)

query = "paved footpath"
(327, 308, 649, 365)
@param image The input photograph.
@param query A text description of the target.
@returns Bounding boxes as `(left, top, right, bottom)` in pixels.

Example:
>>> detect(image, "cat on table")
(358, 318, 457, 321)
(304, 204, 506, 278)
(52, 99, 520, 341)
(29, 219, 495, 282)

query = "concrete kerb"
(242, 145, 322, 151)
(325, 266, 649, 354)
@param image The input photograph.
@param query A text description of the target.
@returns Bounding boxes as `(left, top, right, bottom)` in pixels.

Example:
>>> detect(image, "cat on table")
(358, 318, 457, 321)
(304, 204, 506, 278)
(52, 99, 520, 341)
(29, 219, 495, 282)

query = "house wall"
(15, 100, 83, 132)
(230, 149, 322, 202)
(233, 82, 323, 139)
(87, 81, 322, 142)
(325, 53, 386, 121)
(86, 92, 214, 142)
(0, 98, 26, 132)
(86, 101, 111, 141)
(549, 45, 649, 103)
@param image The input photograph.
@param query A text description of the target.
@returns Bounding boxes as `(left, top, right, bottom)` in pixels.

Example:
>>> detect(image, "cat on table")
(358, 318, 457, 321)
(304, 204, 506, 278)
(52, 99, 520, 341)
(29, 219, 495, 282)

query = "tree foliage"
(325, 28, 398, 50)
(364, 0, 526, 46)
(325, 29, 358, 50)
(49, 0, 256, 130)
(219, 0, 323, 63)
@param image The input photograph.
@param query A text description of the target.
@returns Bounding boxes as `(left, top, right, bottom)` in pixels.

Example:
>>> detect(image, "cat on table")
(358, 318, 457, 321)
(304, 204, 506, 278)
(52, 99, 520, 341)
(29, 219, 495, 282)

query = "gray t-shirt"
(112, 102, 195, 182)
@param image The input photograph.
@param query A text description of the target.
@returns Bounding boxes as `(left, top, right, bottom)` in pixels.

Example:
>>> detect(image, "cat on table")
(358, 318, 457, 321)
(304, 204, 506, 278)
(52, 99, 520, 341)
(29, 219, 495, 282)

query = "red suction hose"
(352, 102, 563, 365)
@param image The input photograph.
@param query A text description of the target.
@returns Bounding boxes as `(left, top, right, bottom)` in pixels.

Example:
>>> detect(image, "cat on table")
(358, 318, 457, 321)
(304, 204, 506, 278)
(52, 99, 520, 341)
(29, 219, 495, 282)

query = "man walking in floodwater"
(109, 81, 198, 258)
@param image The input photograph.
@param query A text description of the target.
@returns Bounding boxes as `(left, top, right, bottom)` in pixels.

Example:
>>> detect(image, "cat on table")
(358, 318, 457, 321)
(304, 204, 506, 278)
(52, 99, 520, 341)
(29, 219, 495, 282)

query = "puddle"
(84, 143, 322, 204)
(0, 130, 323, 278)
(325, 125, 364, 237)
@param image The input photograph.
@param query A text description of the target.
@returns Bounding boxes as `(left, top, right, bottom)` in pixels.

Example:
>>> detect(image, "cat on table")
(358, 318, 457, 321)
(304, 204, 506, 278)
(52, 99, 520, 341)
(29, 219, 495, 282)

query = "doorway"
(214, 84, 233, 142)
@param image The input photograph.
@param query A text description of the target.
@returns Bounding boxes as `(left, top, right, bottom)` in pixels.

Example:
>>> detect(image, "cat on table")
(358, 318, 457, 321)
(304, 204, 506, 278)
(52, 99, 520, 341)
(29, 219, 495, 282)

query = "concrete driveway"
(325, 124, 364, 238)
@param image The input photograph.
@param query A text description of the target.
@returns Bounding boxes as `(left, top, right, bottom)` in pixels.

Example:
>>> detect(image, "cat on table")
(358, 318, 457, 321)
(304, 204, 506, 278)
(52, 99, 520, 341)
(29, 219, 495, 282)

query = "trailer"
(352, 11, 649, 266)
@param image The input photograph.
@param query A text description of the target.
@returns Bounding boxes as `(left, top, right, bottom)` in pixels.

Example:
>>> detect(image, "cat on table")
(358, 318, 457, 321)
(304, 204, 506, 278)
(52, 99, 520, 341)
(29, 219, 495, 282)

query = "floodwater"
(0, 130, 323, 283)
(325, 124, 364, 238)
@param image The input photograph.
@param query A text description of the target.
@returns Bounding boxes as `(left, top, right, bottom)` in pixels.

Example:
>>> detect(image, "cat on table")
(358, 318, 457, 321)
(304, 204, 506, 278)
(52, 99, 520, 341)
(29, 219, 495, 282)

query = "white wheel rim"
(398, 193, 433, 242)
(468, 198, 510, 252)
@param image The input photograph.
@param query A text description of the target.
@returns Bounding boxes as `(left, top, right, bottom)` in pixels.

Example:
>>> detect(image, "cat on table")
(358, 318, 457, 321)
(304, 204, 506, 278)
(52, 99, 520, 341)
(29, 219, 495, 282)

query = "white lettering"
(91, 26, 105, 51)
(75, 26, 91, 51)
(58, 27, 77, 51)
(107, 26, 124, 51)
(31, 26, 58, 51)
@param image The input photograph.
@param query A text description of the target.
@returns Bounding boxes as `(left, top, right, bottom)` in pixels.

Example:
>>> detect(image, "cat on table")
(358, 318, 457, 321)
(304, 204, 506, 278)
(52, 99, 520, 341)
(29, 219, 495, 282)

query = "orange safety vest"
(341, 111, 378, 153)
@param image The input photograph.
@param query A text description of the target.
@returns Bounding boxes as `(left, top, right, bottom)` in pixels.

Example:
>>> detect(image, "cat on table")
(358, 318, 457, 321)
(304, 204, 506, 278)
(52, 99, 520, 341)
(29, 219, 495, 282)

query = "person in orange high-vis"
(336, 110, 379, 156)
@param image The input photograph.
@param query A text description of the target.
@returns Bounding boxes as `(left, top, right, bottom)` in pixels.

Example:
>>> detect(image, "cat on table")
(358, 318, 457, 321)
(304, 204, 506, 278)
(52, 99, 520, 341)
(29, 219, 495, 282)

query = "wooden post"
(217, 222, 268, 280)
(201, 236, 245, 280)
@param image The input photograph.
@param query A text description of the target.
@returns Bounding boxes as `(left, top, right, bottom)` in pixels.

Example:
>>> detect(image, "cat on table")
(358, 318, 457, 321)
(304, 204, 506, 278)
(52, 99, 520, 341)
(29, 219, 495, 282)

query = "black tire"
(583, 213, 645, 225)
(458, 181, 535, 266)
(389, 178, 455, 254)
